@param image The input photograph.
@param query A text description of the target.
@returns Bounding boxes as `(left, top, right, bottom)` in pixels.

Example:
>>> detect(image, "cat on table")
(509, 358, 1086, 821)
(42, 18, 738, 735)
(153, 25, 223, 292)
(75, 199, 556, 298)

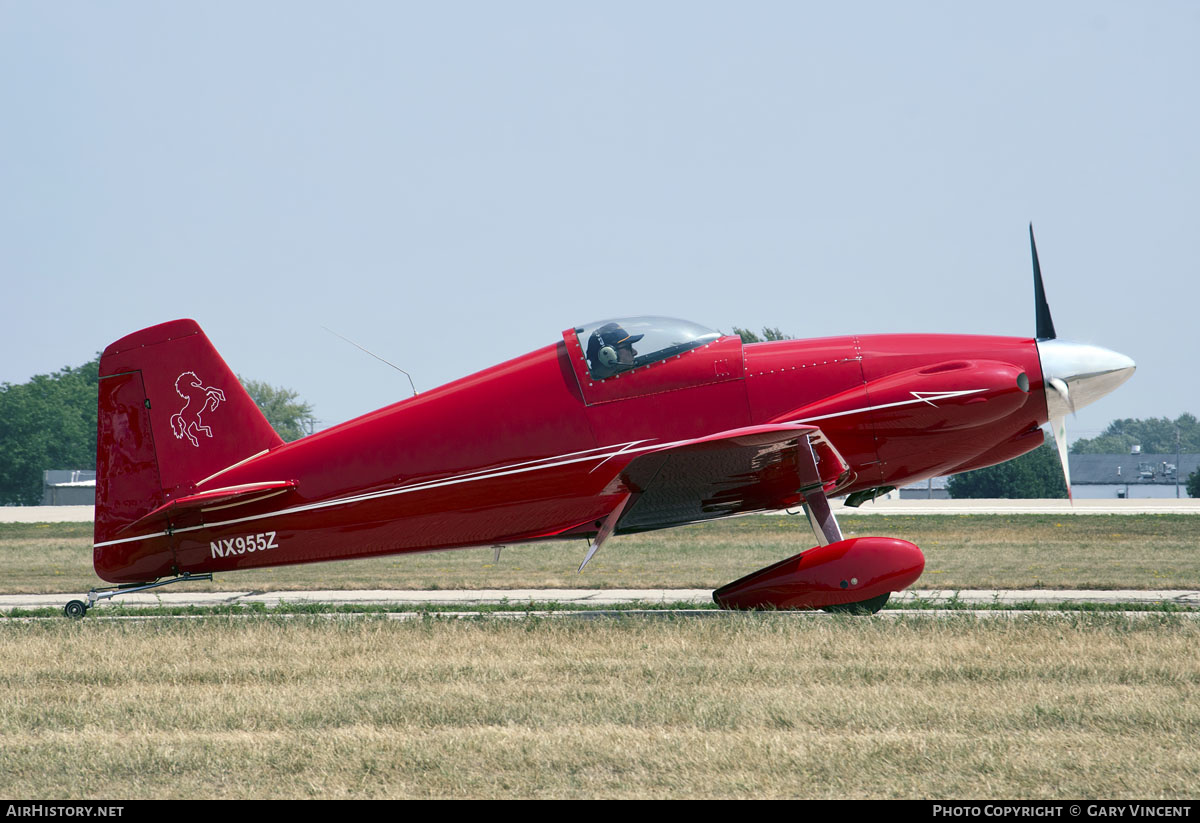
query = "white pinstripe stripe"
(93, 435, 740, 548)
(94, 422, 833, 550)
(788, 389, 985, 424)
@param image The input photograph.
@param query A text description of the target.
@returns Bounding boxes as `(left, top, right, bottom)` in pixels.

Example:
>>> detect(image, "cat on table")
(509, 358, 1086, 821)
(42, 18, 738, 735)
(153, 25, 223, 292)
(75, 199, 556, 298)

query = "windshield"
(574, 317, 722, 380)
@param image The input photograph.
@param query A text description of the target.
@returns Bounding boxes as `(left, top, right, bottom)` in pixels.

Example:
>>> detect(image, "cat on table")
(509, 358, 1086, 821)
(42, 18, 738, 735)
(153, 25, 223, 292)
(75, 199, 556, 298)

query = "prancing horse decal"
(170, 371, 226, 447)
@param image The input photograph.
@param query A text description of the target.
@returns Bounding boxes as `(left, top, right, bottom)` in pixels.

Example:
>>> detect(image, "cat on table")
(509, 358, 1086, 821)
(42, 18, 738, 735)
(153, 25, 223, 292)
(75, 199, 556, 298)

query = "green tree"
(1187, 470, 1200, 499)
(732, 327, 793, 344)
(1071, 414, 1200, 454)
(946, 442, 1068, 499)
(0, 362, 315, 504)
(0, 357, 100, 505)
(240, 378, 317, 442)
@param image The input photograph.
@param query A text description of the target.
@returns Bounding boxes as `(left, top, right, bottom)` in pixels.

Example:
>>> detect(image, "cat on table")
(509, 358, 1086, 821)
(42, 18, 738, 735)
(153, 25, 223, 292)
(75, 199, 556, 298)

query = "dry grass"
(2, 516, 1198, 594)
(5, 519, 1197, 799)
(1, 615, 1198, 798)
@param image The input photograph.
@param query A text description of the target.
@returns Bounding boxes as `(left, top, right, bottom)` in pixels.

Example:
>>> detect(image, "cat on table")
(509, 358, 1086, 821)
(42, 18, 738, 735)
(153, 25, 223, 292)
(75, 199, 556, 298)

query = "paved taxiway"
(3, 588, 1198, 613)
(4, 503, 1195, 615)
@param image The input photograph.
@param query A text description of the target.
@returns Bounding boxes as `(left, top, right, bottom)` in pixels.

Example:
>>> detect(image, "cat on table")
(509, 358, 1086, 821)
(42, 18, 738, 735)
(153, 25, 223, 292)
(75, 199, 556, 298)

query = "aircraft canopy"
(574, 316, 721, 380)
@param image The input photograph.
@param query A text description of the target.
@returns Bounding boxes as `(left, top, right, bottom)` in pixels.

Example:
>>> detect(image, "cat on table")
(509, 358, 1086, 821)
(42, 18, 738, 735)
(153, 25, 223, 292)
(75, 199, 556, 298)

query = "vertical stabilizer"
(94, 320, 283, 578)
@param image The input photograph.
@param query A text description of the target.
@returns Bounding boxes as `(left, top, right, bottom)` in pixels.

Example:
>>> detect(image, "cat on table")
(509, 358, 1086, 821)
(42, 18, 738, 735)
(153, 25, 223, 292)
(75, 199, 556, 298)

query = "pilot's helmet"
(587, 323, 645, 371)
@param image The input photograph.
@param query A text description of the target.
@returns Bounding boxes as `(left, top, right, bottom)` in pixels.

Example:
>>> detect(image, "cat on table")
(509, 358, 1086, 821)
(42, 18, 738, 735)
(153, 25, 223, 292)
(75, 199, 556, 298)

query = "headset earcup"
(598, 345, 618, 366)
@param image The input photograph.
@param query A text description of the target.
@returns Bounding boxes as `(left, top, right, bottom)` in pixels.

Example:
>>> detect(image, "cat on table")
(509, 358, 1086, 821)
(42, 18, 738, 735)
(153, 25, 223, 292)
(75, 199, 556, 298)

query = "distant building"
(899, 476, 949, 500)
(1068, 453, 1198, 499)
(900, 453, 1198, 500)
(42, 470, 96, 505)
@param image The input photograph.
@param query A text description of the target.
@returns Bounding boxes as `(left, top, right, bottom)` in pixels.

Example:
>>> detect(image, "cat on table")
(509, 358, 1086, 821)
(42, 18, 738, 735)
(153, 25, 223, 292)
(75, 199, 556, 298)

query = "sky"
(2, 2, 1196, 444)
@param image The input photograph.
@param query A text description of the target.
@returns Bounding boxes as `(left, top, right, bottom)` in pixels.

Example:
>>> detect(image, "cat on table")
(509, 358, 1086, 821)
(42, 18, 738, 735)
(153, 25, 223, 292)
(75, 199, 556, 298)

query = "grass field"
(4, 517, 1198, 799)
(2, 515, 1197, 594)
(2, 614, 1198, 799)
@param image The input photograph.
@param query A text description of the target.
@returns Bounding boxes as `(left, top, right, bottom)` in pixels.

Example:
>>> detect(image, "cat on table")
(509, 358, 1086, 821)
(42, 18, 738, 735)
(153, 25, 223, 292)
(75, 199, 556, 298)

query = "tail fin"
(95, 320, 283, 576)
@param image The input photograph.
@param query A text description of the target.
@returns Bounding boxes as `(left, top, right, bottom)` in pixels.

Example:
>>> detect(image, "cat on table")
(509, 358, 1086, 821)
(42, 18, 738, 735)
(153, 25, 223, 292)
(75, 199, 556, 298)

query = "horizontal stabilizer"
(118, 480, 297, 534)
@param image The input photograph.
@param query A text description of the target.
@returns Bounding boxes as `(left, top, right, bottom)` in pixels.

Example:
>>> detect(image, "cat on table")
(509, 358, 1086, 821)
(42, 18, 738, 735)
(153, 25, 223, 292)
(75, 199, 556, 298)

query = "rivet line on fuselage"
(748, 356, 862, 377)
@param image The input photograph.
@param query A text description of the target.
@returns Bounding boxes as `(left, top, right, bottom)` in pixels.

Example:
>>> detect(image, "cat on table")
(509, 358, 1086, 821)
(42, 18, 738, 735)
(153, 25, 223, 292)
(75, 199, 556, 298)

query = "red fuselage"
(94, 328, 1046, 583)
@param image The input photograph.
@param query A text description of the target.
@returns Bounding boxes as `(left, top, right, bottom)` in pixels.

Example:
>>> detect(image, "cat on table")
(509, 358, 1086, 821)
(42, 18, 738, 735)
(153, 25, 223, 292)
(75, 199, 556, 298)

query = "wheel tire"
(822, 592, 890, 615)
(64, 600, 88, 619)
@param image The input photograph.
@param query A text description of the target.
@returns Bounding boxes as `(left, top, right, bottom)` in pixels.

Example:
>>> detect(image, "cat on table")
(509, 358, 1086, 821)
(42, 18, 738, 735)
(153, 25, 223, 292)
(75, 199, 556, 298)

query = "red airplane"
(67, 228, 1135, 617)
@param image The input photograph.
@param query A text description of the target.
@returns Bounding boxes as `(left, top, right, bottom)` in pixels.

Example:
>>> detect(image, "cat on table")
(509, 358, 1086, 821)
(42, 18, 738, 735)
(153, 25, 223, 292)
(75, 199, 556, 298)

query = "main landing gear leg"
(800, 482, 891, 614)
(63, 573, 214, 619)
(713, 438, 923, 613)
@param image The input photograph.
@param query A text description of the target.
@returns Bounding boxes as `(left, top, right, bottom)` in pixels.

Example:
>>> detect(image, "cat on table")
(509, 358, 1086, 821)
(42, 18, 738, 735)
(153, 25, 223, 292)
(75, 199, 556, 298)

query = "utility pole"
(1177, 426, 1181, 499)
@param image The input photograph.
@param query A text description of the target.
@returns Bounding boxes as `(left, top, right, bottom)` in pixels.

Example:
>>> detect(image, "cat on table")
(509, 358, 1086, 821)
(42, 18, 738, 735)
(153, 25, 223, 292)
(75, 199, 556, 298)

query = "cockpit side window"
(575, 317, 721, 380)
(584, 322, 643, 379)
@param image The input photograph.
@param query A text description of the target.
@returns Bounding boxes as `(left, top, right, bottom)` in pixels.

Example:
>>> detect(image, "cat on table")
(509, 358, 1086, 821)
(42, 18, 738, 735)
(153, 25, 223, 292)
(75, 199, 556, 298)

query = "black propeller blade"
(1030, 223, 1057, 341)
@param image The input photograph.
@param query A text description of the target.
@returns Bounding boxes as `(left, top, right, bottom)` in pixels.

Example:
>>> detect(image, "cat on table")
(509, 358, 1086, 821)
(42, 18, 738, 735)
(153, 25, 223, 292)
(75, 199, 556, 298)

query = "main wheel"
(822, 592, 890, 615)
(64, 600, 88, 619)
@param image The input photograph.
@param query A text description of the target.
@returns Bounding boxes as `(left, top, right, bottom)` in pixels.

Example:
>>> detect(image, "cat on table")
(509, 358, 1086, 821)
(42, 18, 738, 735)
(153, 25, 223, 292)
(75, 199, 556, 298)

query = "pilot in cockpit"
(586, 323, 644, 379)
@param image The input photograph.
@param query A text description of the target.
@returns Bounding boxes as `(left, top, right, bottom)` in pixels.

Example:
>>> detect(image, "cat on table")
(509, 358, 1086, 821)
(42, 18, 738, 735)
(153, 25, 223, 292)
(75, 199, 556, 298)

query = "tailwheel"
(62, 572, 215, 619)
(822, 592, 890, 615)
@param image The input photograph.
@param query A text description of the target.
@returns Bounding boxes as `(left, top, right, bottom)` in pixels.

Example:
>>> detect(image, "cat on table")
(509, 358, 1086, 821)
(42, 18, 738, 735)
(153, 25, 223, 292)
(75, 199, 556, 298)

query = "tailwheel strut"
(63, 573, 214, 619)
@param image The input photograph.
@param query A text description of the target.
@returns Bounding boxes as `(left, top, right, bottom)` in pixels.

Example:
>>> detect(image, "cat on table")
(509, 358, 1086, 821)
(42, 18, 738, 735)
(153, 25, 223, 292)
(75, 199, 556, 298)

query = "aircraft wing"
(612, 424, 850, 533)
